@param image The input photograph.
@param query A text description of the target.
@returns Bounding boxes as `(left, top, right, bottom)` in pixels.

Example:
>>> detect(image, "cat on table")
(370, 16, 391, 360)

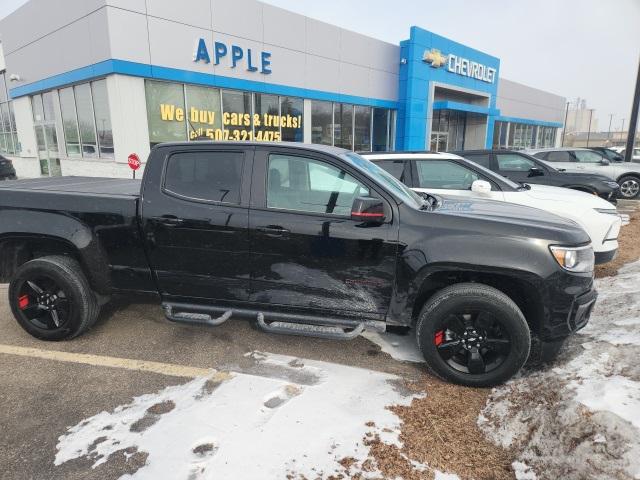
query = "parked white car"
(363, 152, 622, 264)
(524, 147, 640, 199)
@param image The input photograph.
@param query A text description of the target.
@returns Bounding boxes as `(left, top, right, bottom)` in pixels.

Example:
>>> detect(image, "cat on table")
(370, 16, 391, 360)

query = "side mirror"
(471, 179, 492, 194)
(351, 197, 386, 223)
(528, 167, 544, 177)
(601, 158, 611, 166)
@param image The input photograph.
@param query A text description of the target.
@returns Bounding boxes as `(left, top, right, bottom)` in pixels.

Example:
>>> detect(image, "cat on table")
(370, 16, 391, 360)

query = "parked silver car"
(524, 147, 640, 199)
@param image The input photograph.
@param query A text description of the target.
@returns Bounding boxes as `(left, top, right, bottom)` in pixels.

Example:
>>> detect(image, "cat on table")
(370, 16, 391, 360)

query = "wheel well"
(411, 271, 543, 335)
(0, 237, 85, 284)
(617, 172, 640, 183)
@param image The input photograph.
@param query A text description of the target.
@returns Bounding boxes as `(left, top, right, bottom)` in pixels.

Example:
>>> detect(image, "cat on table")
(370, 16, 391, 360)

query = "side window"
(416, 160, 480, 190)
(496, 153, 536, 172)
(267, 154, 370, 216)
(464, 154, 491, 169)
(545, 151, 574, 162)
(573, 150, 604, 163)
(164, 151, 244, 203)
(374, 160, 405, 181)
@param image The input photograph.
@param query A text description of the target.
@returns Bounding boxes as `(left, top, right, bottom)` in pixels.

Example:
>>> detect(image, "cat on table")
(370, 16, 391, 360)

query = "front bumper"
(538, 272, 597, 341)
(595, 248, 617, 264)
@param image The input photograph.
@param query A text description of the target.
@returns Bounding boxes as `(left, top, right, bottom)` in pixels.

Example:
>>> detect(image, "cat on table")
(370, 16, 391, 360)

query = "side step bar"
(162, 302, 385, 340)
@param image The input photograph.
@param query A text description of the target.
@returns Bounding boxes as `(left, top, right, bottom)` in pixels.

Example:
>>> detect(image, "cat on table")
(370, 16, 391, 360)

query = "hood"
(433, 193, 584, 231)
(525, 184, 616, 209)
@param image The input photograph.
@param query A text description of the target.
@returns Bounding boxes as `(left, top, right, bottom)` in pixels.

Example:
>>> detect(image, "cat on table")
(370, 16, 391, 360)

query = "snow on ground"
(361, 330, 425, 364)
(480, 261, 640, 480)
(55, 351, 424, 479)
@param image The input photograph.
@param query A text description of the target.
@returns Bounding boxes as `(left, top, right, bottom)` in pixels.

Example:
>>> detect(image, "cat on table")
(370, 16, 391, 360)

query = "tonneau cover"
(0, 176, 141, 197)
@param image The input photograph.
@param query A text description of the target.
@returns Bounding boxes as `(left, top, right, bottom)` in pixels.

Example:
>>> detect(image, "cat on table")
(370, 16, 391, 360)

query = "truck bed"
(0, 176, 141, 197)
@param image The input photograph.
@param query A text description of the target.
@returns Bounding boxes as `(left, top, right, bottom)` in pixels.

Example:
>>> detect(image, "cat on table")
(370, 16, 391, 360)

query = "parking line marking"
(0, 344, 232, 380)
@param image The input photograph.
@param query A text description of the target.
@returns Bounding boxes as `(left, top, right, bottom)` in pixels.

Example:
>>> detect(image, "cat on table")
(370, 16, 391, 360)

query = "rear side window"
(267, 154, 370, 216)
(373, 160, 405, 181)
(164, 151, 244, 203)
(573, 150, 604, 164)
(463, 154, 491, 169)
(496, 153, 536, 172)
(545, 151, 573, 162)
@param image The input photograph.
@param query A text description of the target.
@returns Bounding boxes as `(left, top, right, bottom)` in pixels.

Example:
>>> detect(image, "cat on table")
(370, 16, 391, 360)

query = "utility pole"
(624, 55, 640, 162)
(586, 109, 594, 147)
(561, 101, 570, 147)
(607, 113, 614, 142)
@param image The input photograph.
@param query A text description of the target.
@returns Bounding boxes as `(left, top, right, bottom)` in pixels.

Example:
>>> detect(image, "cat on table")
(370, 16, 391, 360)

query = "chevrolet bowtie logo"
(423, 48, 447, 68)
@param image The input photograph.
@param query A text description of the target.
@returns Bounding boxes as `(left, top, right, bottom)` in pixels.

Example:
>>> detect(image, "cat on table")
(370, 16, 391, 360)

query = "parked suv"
(0, 155, 16, 180)
(0, 142, 597, 386)
(362, 151, 620, 265)
(525, 147, 640, 199)
(450, 149, 619, 202)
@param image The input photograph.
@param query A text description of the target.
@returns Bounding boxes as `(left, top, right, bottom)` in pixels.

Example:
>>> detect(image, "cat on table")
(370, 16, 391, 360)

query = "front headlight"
(603, 181, 620, 189)
(550, 245, 594, 273)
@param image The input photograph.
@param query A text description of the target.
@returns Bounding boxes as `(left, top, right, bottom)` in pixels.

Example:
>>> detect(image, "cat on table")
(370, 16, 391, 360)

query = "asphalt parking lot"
(0, 290, 422, 480)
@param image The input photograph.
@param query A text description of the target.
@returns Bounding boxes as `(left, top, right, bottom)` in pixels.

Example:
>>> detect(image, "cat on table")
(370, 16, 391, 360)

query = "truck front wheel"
(8, 255, 100, 341)
(416, 283, 531, 387)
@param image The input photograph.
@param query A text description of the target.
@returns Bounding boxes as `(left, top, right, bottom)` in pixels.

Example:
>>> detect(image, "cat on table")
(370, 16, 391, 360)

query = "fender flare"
(0, 209, 111, 293)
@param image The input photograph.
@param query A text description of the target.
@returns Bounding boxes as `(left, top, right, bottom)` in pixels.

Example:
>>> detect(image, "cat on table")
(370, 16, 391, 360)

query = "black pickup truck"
(0, 142, 597, 386)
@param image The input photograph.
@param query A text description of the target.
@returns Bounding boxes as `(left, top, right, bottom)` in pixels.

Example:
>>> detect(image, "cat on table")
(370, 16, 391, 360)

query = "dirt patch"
(364, 378, 514, 480)
(146, 400, 175, 415)
(595, 210, 640, 278)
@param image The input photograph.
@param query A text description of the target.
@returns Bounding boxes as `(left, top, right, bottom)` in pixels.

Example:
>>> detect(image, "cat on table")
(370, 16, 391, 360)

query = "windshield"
(341, 152, 424, 209)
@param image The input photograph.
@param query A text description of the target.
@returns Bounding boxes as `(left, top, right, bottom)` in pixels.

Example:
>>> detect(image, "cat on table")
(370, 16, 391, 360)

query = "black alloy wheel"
(14, 275, 71, 330)
(433, 310, 511, 375)
(417, 283, 531, 387)
(9, 255, 100, 341)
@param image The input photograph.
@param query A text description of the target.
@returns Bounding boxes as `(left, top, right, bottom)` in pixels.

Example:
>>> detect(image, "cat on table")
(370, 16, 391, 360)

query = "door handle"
(153, 215, 185, 227)
(257, 225, 290, 237)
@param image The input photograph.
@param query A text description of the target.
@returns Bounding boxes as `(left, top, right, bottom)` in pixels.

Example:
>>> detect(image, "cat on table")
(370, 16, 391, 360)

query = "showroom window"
(496, 121, 557, 149)
(310, 101, 394, 151)
(31, 79, 114, 161)
(0, 72, 19, 155)
(145, 80, 304, 147)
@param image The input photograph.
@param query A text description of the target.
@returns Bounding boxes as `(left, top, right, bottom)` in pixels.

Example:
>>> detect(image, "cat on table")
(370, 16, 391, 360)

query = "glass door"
(429, 132, 448, 152)
(35, 124, 62, 176)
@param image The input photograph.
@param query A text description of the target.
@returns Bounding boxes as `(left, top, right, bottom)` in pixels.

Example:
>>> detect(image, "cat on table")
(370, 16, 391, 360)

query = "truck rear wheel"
(416, 283, 530, 387)
(8, 255, 100, 341)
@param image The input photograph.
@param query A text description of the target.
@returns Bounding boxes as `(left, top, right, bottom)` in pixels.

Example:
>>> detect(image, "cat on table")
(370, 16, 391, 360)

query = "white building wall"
(497, 79, 565, 123)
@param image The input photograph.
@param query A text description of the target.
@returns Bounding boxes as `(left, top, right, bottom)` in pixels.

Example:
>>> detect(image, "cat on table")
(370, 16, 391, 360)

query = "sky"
(1, 0, 638, 130)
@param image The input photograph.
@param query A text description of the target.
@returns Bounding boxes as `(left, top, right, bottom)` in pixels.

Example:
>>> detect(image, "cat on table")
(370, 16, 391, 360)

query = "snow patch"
(55, 351, 420, 479)
(361, 330, 425, 363)
(480, 260, 640, 479)
(512, 461, 537, 480)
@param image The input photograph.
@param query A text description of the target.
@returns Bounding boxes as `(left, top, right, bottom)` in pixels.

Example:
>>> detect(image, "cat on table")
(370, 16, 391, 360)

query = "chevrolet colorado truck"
(0, 142, 597, 386)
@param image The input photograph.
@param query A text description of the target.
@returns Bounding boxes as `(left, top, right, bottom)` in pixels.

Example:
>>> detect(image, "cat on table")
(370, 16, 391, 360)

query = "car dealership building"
(0, 0, 566, 178)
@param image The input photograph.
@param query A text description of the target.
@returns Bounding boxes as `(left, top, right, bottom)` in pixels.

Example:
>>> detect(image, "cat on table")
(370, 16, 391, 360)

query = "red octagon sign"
(127, 153, 141, 171)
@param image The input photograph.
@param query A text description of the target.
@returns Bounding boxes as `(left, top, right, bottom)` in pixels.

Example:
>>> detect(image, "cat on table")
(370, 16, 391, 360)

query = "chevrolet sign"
(423, 48, 497, 84)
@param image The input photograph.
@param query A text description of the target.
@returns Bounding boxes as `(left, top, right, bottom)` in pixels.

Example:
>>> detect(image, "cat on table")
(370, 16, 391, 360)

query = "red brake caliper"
(434, 330, 444, 346)
(18, 295, 29, 310)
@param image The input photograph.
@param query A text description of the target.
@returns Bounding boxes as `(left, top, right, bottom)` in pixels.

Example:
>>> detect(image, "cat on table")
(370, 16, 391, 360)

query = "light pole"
(607, 113, 614, 142)
(624, 55, 640, 163)
(561, 101, 570, 147)
(586, 109, 594, 147)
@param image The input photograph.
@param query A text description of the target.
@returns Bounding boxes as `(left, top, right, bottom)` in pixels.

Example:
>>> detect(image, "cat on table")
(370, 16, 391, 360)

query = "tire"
(8, 255, 100, 341)
(618, 175, 640, 199)
(416, 283, 531, 387)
